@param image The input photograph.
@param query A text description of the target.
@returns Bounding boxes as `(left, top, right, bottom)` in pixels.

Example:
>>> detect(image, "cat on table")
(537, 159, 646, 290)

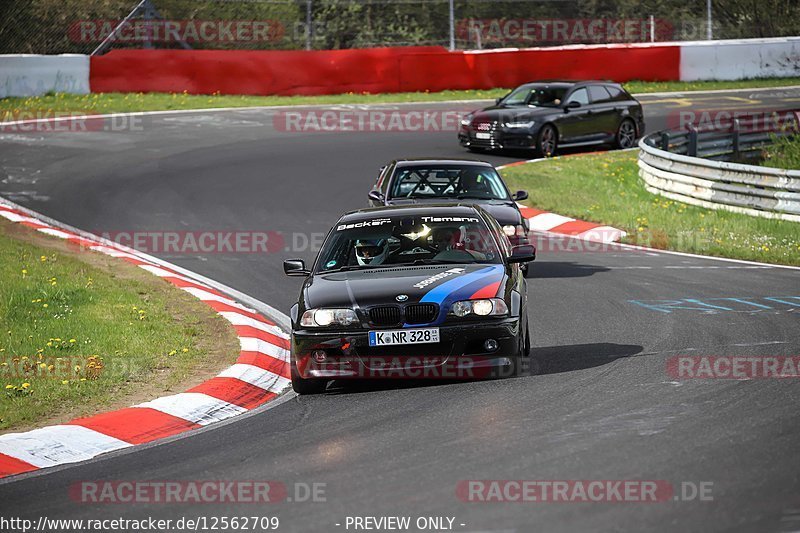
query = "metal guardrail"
(638, 115, 800, 222)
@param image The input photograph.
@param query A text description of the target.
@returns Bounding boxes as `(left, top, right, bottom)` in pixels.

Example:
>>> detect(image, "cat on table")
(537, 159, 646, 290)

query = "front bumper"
(292, 318, 522, 380)
(458, 125, 539, 150)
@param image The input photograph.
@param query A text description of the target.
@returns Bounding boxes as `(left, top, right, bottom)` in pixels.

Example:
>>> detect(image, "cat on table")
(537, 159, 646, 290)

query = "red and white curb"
(497, 158, 627, 244)
(0, 200, 291, 480)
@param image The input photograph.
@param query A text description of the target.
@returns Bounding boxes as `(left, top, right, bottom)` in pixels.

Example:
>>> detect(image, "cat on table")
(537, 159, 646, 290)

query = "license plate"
(475, 132, 491, 140)
(369, 328, 440, 346)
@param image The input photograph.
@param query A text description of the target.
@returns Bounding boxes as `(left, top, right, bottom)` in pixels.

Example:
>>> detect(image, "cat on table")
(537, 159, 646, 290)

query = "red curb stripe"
(238, 351, 291, 379)
(0, 453, 38, 478)
(121, 256, 157, 267)
(65, 235, 103, 248)
(548, 219, 601, 235)
(20, 220, 51, 230)
(164, 276, 225, 297)
(470, 280, 502, 300)
(518, 206, 547, 219)
(206, 300, 275, 325)
(234, 325, 290, 350)
(189, 377, 277, 410)
(70, 407, 201, 445)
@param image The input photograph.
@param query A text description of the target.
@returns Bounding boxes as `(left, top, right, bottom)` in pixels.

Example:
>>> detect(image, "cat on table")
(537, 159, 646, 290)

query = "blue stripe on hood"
(416, 264, 505, 325)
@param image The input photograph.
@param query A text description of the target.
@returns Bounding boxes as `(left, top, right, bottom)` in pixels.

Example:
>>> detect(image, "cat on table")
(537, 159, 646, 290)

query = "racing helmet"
(459, 169, 488, 194)
(354, 239, 388, 266)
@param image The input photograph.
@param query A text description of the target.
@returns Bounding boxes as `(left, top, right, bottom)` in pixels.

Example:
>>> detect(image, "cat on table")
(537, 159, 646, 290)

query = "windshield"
(316, 214, 502, 273)
(501, 85, 568, 107)
(389, 165, 510, 201)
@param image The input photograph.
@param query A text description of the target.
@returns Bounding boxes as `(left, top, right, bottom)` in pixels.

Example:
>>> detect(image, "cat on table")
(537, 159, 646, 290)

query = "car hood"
(385, 198, 523, 226)
(469, 105, 559, 122)
(304, 263, 507, 310)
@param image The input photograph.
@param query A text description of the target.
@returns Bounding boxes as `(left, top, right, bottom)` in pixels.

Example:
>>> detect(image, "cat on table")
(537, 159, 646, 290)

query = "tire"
(536, 124, 558, 157)
(291, 362, 327, 394)
(508, 322, 531, 377)
(615, 119, 637, 149)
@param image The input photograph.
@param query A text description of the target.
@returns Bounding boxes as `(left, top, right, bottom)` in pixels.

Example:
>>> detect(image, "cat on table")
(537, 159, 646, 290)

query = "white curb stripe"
(217, 364, 290, 393)
(239, 337, 290, 362)
(527, 212, 575, 231)
(575, 226, 628, 243)
(135, 393, 247, 426)
(218, 311, 290, 339)
(138, 264, 215, 289)
(181, 287, 259, 313)
(37, 227, 79, 240)
(0, 210, 47, 225)
(88, 245, 145, 261)
(0, 426, 131, 468)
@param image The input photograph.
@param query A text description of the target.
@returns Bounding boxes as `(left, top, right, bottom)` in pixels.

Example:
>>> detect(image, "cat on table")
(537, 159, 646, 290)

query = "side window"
(606, 86, 627, 102)
(589, 85, 612, 104)
(567, 88, 589, 106)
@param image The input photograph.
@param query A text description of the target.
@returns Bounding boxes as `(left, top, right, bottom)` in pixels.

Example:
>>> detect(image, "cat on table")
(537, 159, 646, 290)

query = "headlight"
(460, 113, 473, 127)
(301, 308, 358, 327)
(504, 120, 535, 129)
(449, 298, 508, 317)
(503, 225, 526, 237)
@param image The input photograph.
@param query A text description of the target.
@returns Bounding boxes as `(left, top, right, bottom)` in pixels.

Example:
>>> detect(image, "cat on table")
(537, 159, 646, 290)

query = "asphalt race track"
(1, 88, 799, 532)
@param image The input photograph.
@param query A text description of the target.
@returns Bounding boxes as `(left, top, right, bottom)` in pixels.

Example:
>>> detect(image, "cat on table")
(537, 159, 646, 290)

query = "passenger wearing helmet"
(354, 239, 388, 266)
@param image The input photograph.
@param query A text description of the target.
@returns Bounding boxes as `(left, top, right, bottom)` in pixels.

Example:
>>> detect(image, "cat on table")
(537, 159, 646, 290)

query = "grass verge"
(500, 150, 800, 266)
(761, 134, 800, 170)
(0, 218, 239, 432)
(1, 78, 799, 116)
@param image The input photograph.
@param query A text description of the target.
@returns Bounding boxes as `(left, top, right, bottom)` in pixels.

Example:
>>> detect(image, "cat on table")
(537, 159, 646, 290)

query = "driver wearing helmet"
(354, 239, 388, 266)
(458, 169, 490, 195)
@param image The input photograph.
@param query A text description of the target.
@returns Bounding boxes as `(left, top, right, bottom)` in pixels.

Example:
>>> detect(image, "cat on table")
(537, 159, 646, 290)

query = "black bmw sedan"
(367, 159, 533, 275)
(458, 80, 644, 156)
(283, 204, 535, 394)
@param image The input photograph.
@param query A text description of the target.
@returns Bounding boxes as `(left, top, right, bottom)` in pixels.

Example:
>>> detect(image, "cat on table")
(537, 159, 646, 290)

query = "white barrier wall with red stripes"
(1, 38, 798, 98)
(0, 200, 291, 480)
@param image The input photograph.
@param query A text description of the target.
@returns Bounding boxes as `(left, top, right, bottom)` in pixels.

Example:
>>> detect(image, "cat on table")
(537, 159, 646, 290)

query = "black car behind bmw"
(283, 204, 535, 394)
(458, 80, 644, 156)
(367, 158, 533, 275)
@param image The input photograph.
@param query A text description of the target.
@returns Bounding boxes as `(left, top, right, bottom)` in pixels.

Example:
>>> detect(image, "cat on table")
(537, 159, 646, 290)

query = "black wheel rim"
(541, 127, 556, 155)
(619, 121, 636, 148)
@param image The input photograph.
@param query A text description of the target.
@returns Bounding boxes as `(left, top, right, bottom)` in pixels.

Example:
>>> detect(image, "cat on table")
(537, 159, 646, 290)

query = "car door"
(587, 84, 619, 141)
(558, 87, 591, 144)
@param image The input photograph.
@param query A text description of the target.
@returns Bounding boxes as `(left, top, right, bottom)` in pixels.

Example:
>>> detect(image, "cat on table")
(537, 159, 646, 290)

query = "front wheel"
(615, 119, 637, 149)
(536, 124, 558, 157)
(291, 362, 327, 394)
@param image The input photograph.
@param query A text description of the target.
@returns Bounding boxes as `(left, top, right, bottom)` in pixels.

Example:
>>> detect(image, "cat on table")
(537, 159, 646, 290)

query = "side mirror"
(565, 101, 581, 111)
(368, 190, 385, 203)
(284, 259, 310, 277)
(512, 190, 528, 201)
(508, 245, 536, 264)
